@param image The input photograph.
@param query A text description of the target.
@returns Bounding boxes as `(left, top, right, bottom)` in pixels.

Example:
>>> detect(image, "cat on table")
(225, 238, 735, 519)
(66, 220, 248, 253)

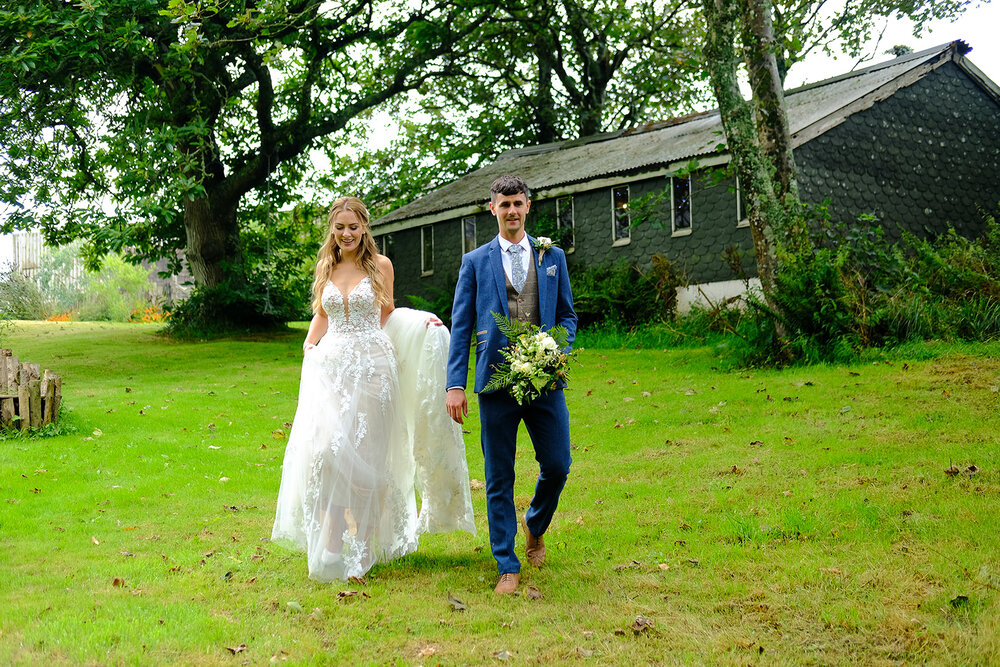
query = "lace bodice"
(322, 277, 381, 335)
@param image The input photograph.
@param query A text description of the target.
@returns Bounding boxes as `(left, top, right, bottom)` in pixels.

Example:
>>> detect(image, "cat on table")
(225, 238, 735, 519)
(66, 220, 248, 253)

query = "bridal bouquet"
(482, 312, 572, 405)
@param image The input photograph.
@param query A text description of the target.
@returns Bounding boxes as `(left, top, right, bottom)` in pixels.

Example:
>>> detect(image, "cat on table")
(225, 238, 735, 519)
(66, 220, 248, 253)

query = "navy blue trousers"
(478, 388, 571, 574)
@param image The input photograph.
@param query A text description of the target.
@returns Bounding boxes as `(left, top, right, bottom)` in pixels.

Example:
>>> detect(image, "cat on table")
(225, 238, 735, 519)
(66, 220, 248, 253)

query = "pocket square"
(546, 265, 557, 277)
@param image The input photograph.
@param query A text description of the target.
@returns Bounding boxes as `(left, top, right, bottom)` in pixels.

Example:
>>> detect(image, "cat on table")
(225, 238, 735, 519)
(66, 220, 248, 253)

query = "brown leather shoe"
(522, 515, 545, 567)
(495, 572, 520, 594)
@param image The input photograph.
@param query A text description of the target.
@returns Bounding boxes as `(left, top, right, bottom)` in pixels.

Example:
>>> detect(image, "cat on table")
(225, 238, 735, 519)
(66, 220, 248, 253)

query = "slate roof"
(375, 40, 990, 228)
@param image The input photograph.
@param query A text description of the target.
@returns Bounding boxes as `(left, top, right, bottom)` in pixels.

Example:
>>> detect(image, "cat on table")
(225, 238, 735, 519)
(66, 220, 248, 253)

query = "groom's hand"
(446, 388, 468, 425)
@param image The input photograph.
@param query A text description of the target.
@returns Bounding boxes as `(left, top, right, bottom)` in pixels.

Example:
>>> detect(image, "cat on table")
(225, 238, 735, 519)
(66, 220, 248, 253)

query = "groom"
(446, 174, 577, 594)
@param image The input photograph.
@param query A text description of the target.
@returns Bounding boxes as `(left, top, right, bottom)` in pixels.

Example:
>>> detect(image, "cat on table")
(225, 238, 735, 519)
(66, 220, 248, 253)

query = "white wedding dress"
(271, 277, 475, 581)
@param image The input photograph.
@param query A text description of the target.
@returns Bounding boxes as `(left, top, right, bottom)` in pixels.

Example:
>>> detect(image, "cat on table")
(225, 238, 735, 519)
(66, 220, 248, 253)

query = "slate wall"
(797, 61, 1000, 241)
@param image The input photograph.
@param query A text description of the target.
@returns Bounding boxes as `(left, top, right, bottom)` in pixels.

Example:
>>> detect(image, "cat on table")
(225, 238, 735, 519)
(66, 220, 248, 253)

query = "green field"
(2, 321, 998, 664)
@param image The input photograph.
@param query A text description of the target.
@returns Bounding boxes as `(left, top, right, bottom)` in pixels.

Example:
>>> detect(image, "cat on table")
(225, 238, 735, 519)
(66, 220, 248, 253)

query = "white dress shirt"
(497, 234, 531, 285)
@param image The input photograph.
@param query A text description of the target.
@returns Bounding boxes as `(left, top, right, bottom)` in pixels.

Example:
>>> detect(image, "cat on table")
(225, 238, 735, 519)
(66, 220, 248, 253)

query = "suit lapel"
(532, 236, 555, 327)
(489, 238, 509, 317)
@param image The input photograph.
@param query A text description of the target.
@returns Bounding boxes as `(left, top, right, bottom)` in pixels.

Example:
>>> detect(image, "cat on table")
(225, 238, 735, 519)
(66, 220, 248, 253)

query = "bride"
(271, 196, 475, 582)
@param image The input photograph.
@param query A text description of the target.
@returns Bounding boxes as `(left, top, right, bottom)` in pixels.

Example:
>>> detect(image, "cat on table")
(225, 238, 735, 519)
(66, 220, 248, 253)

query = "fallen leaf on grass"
(525, 585, 543, 600)
(92, 537, 100, 545)
(944, 465, 960, 477)
(447, 592, 466, 611)
(225, 644, 247, 655)
(336, 590, 369, 601)
(286, 600, 304, 613)
(310, 608, 324, 620)
(576, 647, 594, 658)
(470, 479, 485, 491)
(966, 465, 980, 475)
(492, 649, 512, 661)
(120, 550, 134, 558)
(112, 577, 125, 587)
(418, 646, 438, 657)
(820, 567, 843, 576)
(658, 563, 670, 571)
(613, 560, 643, 572)
(631, 615, 654, 634)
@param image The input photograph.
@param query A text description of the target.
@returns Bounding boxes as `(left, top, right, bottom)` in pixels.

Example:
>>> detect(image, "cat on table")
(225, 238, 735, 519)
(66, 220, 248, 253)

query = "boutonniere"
(532, 236, 555, 266)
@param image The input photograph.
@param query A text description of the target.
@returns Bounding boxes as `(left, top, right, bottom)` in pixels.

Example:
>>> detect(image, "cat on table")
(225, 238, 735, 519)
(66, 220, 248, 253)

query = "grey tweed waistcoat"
(506, 250, 540, 326)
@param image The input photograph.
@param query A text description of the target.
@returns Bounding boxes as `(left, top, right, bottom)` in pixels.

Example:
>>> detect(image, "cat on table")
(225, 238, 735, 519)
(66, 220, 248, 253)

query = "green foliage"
(0, 406, 78, 440)
(31, 241, 85, 315)
(340, 0, 707, 219)
(0, 267, 48, 320)
(734, 209, 1000, 366)
(772, 0, 972, 82)
(482, 312, 572, 404)
(239, 204, 326, 321)
(529, 211, 574, 251)
(1, 0, 490, 311)
(570, 259, 680, 329)
(405, 275, 457, 329)
(76, 254, 156, 322)
(163, 276, 294, 338)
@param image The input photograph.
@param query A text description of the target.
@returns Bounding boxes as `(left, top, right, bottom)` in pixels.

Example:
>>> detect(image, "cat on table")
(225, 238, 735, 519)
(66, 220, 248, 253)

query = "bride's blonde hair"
(311, 197, 389, 313)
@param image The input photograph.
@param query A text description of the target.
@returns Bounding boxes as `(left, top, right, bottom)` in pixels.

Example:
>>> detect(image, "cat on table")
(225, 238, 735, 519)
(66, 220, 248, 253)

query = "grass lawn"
(1, 320, 999, 665)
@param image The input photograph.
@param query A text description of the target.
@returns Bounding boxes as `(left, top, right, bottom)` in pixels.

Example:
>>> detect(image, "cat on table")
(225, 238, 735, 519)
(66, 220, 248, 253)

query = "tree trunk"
(534, 51, 561, 144)
(183, 190, 241, 289)
(701, 0, 782, 296)
(740, 0, 798, 200)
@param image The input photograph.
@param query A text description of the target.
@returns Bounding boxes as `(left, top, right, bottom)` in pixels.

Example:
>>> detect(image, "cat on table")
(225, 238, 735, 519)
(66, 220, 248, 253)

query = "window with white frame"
(421, 225, 434, 276)
(461, 215, 477, 254)
(612, 186, 631, 245)
(556, 196, 575, 252)
(378, 233, 395, 261)
(736, 177, 749, 227)
(671, 175, 692, 236)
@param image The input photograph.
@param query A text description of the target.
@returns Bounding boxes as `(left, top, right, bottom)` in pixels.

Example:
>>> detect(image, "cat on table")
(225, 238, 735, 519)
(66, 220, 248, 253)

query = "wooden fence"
(0, 349, 62, 431)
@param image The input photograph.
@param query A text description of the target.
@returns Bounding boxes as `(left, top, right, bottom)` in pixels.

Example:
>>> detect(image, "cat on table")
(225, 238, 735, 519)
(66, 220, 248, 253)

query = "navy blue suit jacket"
(447, 235, 577, 393)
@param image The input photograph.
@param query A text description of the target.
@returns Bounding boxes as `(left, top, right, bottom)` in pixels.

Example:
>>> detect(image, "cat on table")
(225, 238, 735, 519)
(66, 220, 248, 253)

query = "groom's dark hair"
(490, 175, 531, 202)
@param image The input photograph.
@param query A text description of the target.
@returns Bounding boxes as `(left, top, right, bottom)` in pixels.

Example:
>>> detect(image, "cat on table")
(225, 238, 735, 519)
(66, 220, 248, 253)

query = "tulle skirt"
(271, 308, 475, 582)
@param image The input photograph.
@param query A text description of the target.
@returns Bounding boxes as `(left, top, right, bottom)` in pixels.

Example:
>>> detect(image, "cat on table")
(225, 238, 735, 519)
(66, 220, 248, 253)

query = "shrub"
(405, 274, 457, 329)
(737, 207, 1000, 365)
(76, 253, 158, 322)
(164, 277, 296, 337)
(570, 259, 677, 329)
(0, 268, 48, 320)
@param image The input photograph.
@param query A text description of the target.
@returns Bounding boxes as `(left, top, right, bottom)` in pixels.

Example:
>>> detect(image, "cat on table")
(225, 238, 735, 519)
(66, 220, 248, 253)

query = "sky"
(2, 2, 998, 268)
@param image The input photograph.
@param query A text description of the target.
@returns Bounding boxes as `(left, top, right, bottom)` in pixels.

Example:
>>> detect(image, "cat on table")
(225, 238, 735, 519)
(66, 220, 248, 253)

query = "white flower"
(532, 236, 556, 266)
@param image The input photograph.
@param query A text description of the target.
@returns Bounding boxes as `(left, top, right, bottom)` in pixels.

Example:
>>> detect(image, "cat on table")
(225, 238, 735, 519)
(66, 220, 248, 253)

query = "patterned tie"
(510, 243, 526, 293)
